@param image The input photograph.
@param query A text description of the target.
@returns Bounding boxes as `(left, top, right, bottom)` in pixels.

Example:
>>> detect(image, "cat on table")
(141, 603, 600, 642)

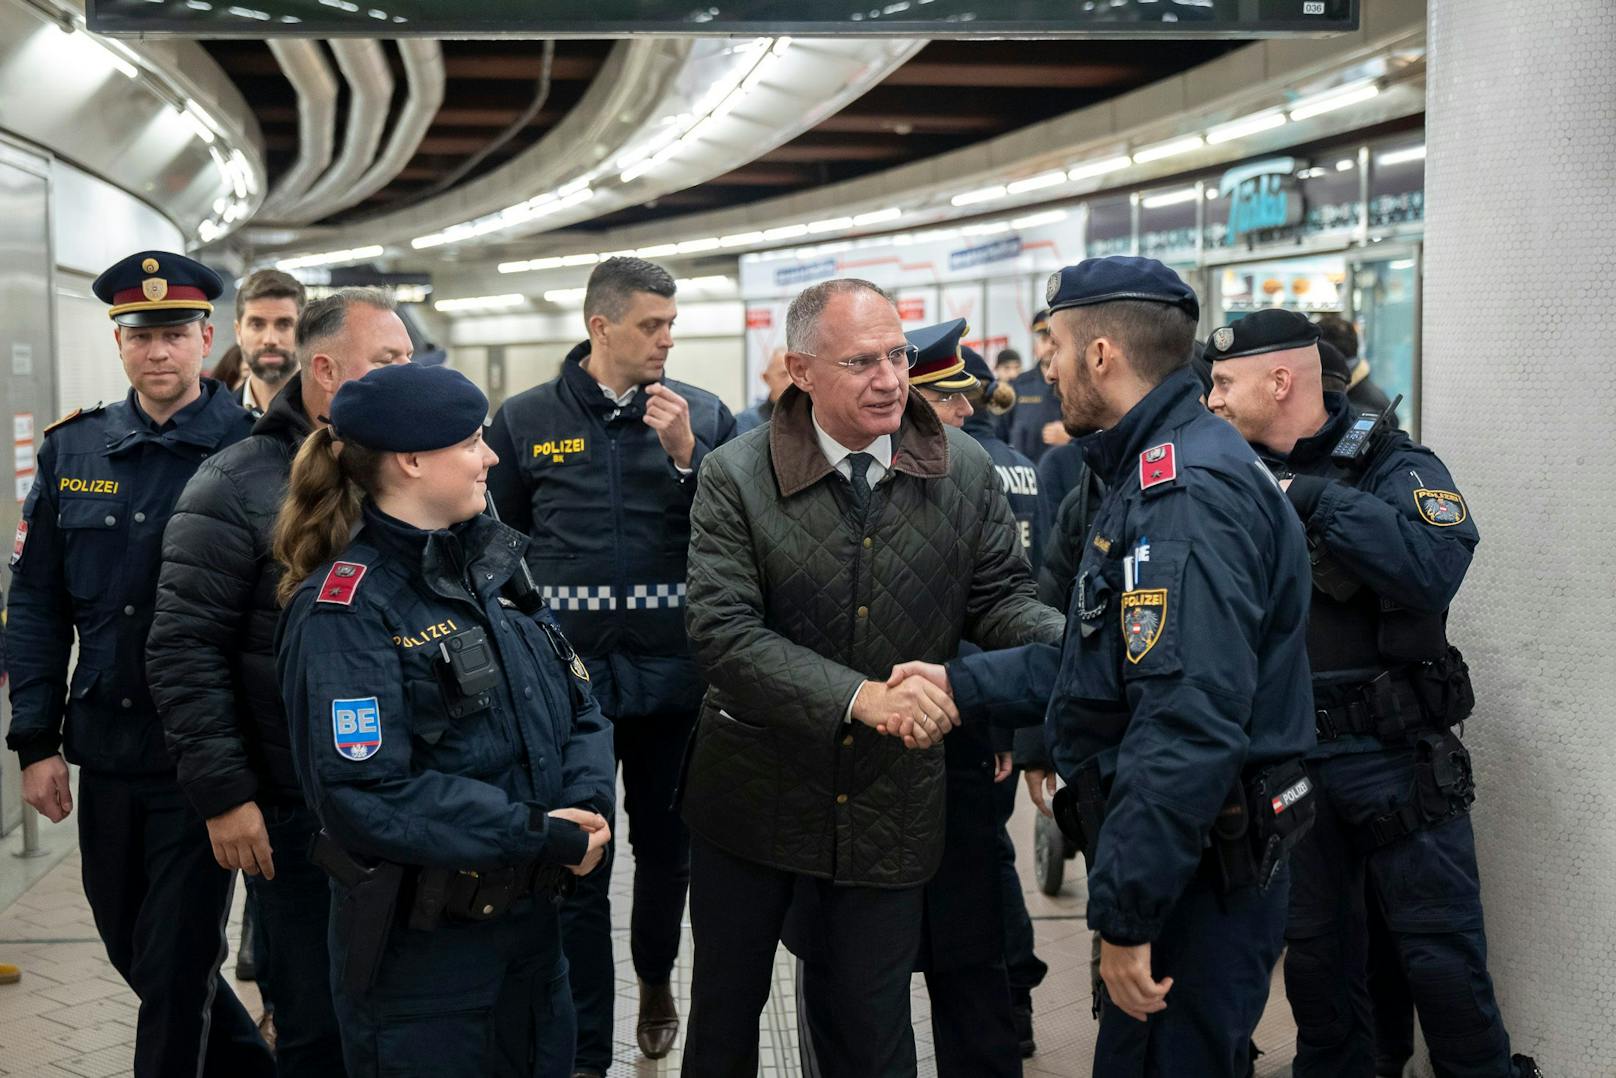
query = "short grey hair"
(295, 287, 396, 363)
(785, 278, 894, 355)
(584, 257, 676, 323)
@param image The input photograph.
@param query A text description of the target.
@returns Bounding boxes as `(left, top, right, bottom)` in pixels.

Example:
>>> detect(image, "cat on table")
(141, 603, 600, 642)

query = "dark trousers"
(329, 897, 574, 1078)
(1285, 749, 1516, 1078)
(993, 769, 1047, 1004)
(253, 803, 346, 1076)
(559, 708, 694, 1070)
(1366, 882, 1415, 1076)
(1093, 868, 1288, 1078)
(682, 835, 923, 1078)
(77, 769, 275, 1078)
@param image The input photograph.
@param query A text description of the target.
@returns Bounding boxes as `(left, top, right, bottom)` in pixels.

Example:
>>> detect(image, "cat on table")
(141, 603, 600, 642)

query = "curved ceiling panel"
(256, 39, 337, 221)
(275, 40, 395, 225)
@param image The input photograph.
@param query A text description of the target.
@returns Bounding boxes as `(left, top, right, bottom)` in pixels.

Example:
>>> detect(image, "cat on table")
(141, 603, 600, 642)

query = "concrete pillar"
(1422, 2, 1616, 1074)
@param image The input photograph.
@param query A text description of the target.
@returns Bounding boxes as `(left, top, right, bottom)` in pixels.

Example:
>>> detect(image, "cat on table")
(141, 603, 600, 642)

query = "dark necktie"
(847, 452, 874, 510)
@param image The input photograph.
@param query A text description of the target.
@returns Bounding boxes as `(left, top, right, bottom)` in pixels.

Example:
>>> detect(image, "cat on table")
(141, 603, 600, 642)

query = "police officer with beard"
(1205, 308, 1541, 1078)
(894, 258, 1317, 1077)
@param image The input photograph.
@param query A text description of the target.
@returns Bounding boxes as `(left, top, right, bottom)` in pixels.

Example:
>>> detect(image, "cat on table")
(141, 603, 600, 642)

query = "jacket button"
(523, 687, 533, 700)
(120, 698, 133, 709)
(481, 904, 495, 915)
(835, 793, 848, 805)
(508, 539, 519, 549)
(123, 605, 135, 616)
(841, 734, 854, 748)
(104, 515, 117, 527)
(863, 537, 872, 549)
(134, 512, 146, 523)
(856, 605, 868, 619)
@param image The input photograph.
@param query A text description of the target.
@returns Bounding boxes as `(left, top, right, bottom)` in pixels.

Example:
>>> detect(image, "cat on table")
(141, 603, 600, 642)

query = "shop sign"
(949, 237, 1022, 272)
(775, 258, 838, 287)
(1221, 158, 1304, 242)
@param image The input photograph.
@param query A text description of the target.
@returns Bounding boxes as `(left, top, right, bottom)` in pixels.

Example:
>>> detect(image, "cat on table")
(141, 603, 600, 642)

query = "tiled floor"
(0, 781, 1299, 1076)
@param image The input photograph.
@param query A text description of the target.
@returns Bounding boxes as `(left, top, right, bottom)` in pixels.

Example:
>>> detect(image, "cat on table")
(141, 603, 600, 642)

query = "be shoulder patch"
(332, 697, 382, 761)
(1414, 488, 1466, 527)
(317, 561, 368, 605)
(1139, 442, 1178, 492)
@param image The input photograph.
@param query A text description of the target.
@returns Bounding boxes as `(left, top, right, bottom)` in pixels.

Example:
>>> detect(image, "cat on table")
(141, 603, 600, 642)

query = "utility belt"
(1364, 728, 1476, 848)
(1313, 646, 1475, 743)
(309, 830, 575, 994)
(1050, 757, 1316, 896)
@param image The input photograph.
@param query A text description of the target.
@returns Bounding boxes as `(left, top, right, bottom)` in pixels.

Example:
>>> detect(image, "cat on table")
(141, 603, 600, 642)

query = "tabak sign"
(1221, 157, 1304, 243)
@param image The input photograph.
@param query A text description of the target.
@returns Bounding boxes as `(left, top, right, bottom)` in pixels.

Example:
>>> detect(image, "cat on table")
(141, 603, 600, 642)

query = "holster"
(1050, 760, 1108, 867)
(1367, 730, 1475, 848)
(309, 830, 404, 996)
(409, 860, 578, 930)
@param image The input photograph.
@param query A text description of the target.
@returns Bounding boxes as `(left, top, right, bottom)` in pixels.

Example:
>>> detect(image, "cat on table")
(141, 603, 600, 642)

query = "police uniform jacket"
(6, 381, 253, 774)
(1004, 365, 1061, 465)
(1258, 392, 1477, 758)
(682, 385, 1063, 889)
(147, 374, 313, 819)
(485, 342, 736, 721)
(948, 366, 1316, 944)
(964, 409, 1049, 571)
(276, 503, 617, 870)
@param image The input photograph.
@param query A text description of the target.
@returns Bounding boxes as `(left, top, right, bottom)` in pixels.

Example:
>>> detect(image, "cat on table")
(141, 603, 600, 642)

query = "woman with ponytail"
(273, 363, 615, 1078)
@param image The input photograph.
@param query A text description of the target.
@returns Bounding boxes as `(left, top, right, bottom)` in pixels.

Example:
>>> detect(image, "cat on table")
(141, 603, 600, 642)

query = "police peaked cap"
(907, 318, 979, 392)
(1044, 256, 1199, 322)
(93, 250, 224, 327)
(1205, 308, 1322, 361)
(329, 364, 489, 452)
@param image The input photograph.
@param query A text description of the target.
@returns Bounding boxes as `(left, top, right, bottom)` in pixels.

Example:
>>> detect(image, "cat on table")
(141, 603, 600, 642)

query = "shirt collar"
(598, 380, 638, 409)
(810, 407, 892, 473)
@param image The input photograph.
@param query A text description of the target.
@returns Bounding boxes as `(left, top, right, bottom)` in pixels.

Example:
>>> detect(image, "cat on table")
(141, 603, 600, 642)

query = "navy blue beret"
(1044, 256, 1199, 322)
(329, 364, 488, 452)
(92, 250, 223, 327)
(907, 318, 977, 391)
(1206, 308, 1321, 361)
(960, 344, 994, 387)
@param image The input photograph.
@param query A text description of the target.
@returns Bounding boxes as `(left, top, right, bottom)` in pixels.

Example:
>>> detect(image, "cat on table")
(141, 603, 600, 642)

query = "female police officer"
(272, 363, 616, 1078)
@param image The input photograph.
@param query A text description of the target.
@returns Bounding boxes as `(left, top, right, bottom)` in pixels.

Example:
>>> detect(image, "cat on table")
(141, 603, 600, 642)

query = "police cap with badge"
(92, 250, 224, 327)
(906, 318, 979, 394)
(328, 363, 489, 452)
(1204, 307, 1319, 361)
(1044, 255, 1200, 322)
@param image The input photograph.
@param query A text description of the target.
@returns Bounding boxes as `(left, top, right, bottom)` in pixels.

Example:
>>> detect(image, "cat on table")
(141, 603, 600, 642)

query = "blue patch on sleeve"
(332, 696, 382, 761)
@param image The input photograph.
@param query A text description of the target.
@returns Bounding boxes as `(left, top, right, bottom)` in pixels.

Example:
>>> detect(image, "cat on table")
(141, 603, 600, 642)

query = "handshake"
(852, 661, 955, 749)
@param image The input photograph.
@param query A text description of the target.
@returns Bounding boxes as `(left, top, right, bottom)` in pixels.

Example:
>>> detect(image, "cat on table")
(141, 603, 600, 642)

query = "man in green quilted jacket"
(679, 277, 1064, 1078)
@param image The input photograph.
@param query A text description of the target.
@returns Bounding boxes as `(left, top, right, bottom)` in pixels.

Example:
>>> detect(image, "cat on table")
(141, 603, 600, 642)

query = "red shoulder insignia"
(1139, 442, 1177, 491)
(43, 409, 83, 436)
(316, 561, 368, 605)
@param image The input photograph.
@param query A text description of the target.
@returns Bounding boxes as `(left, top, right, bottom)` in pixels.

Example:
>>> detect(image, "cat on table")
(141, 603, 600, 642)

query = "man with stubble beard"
(234, 269, 305, 416)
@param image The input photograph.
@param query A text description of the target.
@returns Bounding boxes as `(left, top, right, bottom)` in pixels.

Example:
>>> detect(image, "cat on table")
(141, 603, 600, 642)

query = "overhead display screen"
(90, 0, 1357, 37)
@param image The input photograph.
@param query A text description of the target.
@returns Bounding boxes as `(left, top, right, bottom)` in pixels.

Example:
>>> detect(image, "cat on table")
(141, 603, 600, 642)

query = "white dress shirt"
(809, 410, 894, 723)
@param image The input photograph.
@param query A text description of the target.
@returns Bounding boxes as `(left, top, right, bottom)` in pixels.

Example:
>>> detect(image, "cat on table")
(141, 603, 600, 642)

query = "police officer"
(1204, 308, 1541, 1078)
(274, 363, 617, 1078)
(5, 251, 269, 1077)
(1003, 308, 1069, 464)
(485, 257, 735, 1072)
(893, 257, 1317, 1077)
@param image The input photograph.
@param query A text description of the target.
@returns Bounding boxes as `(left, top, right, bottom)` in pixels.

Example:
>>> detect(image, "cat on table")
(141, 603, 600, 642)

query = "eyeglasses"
(916, 388, 964, 405)
(797, 344, 919, 375)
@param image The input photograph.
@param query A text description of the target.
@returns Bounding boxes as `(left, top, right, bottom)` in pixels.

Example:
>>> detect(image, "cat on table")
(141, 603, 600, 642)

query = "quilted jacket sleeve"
(963, 460, 1065, 652)
(685, 451, 865, 742)
(148, 460, 260, 819)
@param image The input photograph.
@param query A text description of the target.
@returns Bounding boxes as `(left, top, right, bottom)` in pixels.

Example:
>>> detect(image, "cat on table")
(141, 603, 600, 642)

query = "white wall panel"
(1423, 2, 1616, 1073)
(53, 274, 135, 415)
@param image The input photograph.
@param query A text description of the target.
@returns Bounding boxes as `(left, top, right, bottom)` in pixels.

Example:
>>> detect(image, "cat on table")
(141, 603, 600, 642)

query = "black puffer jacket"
(147, 376, 312, 818)
(682, 386, 1063, 887)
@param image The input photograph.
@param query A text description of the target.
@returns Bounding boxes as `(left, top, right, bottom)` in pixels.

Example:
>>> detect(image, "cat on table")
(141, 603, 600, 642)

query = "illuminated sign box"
(89, 0, 1357, 37)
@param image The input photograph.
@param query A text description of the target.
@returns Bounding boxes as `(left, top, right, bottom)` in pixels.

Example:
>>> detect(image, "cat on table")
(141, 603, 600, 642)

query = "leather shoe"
(636, 978, 680, 1060)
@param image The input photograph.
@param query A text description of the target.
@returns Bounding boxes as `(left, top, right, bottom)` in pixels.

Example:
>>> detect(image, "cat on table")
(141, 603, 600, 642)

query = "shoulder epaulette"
(43, 403, 104, 436)
(1138, 441, 1180, 497)
(315, 561, 369, 606)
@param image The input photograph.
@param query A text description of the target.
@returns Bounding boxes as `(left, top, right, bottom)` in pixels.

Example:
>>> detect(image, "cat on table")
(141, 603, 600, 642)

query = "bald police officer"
(1205, 308, 1541, 1078)
(893, 257, 1317, 1077)
(6, 251, 269, 1077)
